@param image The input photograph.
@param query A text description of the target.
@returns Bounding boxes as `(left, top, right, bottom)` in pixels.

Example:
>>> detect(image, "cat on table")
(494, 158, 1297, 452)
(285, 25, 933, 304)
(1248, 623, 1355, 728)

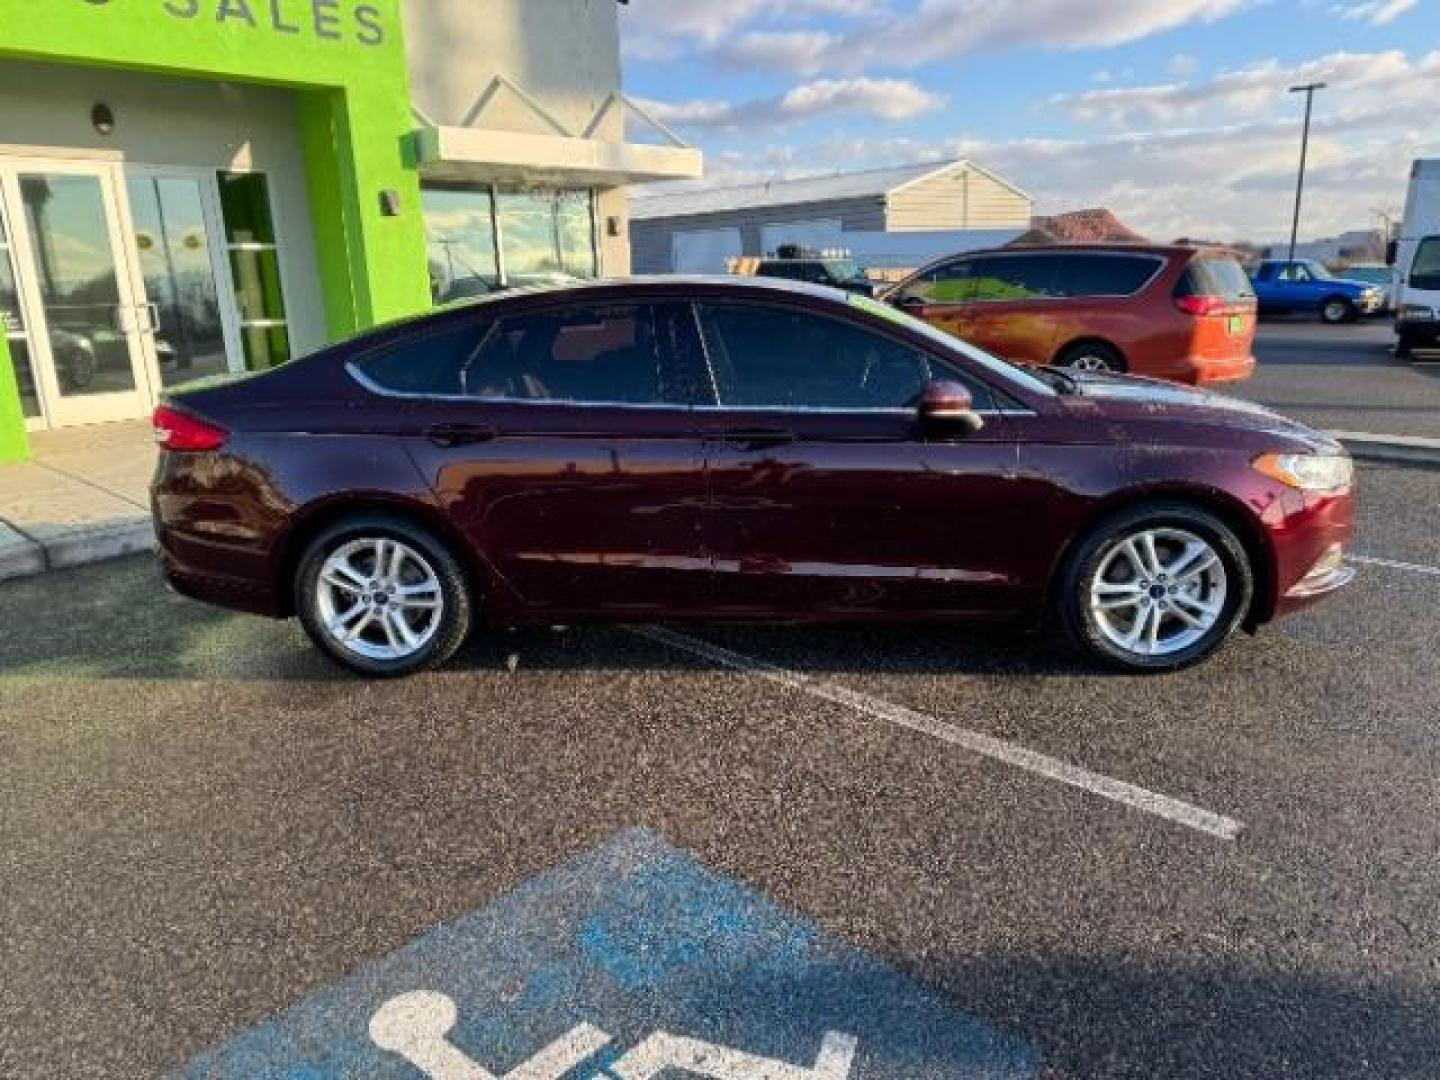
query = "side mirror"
(1385, 239, 1398, 267)
(918, 380, 984, 434)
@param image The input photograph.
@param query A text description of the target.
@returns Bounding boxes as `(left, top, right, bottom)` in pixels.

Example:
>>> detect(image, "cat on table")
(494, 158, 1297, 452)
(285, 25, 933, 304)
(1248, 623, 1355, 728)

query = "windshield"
(846, 294, 1056, 397)
(1302, 260, 1334, 280)
(824, 259, 864, 282)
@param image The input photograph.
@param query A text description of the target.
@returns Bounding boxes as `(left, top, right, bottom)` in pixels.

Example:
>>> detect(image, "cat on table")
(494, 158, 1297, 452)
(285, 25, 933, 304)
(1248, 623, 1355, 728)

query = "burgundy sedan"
(151, 278, 1355, 677)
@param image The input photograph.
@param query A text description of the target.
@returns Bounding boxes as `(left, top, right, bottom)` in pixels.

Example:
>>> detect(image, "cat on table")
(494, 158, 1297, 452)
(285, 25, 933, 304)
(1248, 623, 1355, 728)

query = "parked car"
(755, 248, 876, 297)
(1336, 264, 1395, 311)
(1392, 159, 1440, 359)
(883, 245, 1256, 385)
(152, 278, 1354, 678)
(1249, 260, 1386, 323)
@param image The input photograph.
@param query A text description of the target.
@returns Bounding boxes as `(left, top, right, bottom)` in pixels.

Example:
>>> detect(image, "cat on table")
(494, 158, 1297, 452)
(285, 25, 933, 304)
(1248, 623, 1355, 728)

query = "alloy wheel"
(315, 537, 445, 661)
(1089, 527, 1228, 658)
(1067, 352, 1117, 373)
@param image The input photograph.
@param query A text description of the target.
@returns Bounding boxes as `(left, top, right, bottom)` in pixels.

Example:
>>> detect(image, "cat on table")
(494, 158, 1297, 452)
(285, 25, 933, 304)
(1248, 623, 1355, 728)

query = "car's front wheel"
(1058, 503, 1254, 673)
(1320, 297, 1356, 324)
(296, 514, 472, 677)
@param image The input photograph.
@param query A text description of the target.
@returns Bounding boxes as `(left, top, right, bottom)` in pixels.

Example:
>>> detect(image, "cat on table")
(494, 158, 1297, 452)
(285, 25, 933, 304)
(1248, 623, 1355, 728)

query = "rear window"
(351, 321, 488, 396)
(1411, 238, 1440, 291)
(1051, 254, 1162, 297)
(1176, 257, 1255, 301)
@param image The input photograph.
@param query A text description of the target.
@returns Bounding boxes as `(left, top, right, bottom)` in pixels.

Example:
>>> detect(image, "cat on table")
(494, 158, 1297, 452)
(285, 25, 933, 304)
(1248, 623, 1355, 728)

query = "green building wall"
(0, 0, 432, 462)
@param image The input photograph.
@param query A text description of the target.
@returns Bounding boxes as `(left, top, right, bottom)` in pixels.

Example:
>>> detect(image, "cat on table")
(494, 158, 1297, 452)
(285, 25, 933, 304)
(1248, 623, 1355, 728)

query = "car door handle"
(426, 422, 498, 447)
(720, 427, 795, 451)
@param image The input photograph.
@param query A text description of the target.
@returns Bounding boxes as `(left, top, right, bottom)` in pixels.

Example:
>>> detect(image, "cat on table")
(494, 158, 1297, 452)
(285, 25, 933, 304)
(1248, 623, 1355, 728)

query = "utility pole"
(1286, 82, 1326, 263)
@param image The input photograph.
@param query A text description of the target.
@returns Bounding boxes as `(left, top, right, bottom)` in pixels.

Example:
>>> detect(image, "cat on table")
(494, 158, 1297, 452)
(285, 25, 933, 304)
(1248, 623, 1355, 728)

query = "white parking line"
(1350, 554, 1440, 578)
(632, 626, 1244, 842)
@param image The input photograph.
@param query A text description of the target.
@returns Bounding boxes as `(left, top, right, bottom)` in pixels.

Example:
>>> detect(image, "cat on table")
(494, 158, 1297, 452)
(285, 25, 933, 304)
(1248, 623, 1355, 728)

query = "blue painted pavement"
(176, 829, 1035, 1078)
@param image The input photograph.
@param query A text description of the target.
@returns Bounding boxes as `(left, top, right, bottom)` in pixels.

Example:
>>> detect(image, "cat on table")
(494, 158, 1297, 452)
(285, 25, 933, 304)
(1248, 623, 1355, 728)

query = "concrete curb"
(1331, 431, 1440, 469)
(0, 518, 154, 584)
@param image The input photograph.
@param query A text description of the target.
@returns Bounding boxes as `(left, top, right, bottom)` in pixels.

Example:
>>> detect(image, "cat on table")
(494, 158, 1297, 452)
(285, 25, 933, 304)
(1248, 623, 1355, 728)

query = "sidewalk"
(0, 420, 155, 581)
(0, 416, 1437, 584)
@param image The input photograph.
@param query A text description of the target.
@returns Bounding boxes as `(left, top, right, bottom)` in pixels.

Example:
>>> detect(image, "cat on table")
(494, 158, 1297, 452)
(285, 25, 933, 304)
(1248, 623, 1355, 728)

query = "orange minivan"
(885, 244, 1257, 385)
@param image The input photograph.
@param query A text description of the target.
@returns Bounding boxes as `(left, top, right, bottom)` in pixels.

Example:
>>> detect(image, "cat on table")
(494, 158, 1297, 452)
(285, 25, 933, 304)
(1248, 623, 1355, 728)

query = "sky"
(618, 0, 1440, 242)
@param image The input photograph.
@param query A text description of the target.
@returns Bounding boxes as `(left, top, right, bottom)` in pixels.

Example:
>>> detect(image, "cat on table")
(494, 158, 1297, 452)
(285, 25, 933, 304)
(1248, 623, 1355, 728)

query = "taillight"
(153, 406, 227, 452)
(1175, 295, 1227, 317)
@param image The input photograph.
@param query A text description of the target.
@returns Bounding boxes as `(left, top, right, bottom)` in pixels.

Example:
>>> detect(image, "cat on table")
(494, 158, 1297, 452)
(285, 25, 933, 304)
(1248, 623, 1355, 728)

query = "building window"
(497, 188, 597, 284)
(422, 186, 501, 305)
(216, 172, 291, 371)
(422, 184, 599, 305)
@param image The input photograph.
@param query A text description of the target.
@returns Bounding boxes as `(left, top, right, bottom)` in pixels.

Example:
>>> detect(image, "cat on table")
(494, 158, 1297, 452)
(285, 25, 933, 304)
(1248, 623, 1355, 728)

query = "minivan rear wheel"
(1058, 342, 1126, 374)
(296, 513, 472, 677)
(1058, 502, 1253, 673)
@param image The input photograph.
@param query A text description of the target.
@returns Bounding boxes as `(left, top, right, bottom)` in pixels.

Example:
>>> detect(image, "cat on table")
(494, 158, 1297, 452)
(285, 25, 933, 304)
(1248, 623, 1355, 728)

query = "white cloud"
(1334, 0, 1419, 25)
(636, 78, 946, 131)
(1051, 50, 1440, 126)
(683, 102, 1436, 241)
(620, 0, 883, 60)
(701, 0, 1250, 75)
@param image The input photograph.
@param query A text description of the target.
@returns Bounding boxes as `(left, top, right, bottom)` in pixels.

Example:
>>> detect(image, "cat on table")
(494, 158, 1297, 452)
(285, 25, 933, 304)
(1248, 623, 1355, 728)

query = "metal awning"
(412, 81, 702, 188)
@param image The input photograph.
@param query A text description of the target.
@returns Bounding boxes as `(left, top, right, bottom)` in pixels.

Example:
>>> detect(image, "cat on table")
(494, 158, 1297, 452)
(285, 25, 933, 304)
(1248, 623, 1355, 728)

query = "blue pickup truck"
(1249, 260, 1387, 323)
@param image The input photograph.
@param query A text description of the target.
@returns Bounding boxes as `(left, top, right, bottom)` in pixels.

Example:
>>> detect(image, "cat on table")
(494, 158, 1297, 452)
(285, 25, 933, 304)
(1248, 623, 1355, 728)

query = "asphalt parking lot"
(2, 458, 1438, 1079)
(1243, 319, 1440, 438)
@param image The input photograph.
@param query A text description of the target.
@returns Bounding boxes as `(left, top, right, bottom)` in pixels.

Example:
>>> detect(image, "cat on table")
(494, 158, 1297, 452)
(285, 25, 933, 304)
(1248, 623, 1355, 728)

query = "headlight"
(1254, 453, 1353, 492)
(1399, 304, 1435, 320)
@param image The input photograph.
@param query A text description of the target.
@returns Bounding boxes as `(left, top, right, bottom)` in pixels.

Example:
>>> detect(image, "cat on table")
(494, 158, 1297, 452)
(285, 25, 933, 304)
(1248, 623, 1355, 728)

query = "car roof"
(445, 274, 860, 309)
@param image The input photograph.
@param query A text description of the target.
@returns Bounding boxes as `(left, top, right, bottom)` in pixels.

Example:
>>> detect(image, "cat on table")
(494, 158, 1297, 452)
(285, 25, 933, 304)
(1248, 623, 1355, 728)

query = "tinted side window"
(467, 304, 679, 405)
(1176, 257, 1255, 300)
(353, 321, 487, 395)
(896, 259, 971, 303)
(1053, 254, 1159, 297)
(697, 302, 969, 410)
(968, 255, 1056, 300)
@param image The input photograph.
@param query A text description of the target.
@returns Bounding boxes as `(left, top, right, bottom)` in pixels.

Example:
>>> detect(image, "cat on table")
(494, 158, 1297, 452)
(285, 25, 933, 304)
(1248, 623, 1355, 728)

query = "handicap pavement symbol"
(176, 829, 1035, 1078)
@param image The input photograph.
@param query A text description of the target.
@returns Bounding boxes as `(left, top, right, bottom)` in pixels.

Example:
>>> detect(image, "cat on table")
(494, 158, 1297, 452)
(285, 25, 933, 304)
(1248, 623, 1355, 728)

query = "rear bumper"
(1173, 352, 1257, 387)
(152, 494, 286, 618)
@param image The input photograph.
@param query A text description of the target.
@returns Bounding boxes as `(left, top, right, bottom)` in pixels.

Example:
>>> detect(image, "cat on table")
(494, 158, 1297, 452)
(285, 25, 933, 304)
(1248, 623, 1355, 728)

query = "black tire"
(1056, 502, 1254, 673)
(1320, 297, 1356, 325)
(296, 513, 472, 678)
(1395, 333, 1416, 360)
(1058, 341, 1127, 374)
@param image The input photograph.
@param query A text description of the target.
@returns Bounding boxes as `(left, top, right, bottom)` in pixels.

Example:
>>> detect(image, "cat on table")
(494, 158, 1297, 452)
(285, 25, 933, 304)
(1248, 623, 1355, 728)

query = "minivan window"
(1177, 257, 1255, 300)
(696, 302, 993, 411)
(353, 322, 488, 396)
(1410, 237, 1440, 291)
(467, 304, 677, 405)
(967, 255, 1057, 300)
(895, 258, 971, 304)
(1052, 254, 1160, 297)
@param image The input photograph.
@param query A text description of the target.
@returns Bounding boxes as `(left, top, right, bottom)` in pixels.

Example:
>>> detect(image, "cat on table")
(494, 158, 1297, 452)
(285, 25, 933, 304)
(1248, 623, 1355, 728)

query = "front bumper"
(1396, 317, 1440, 344)
(1267, 488, 1356, 621)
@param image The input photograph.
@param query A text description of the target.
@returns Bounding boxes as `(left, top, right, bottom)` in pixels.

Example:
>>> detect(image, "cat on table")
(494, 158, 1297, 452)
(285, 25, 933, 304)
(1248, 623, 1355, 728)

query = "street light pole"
(1286, 82, 1326, 263)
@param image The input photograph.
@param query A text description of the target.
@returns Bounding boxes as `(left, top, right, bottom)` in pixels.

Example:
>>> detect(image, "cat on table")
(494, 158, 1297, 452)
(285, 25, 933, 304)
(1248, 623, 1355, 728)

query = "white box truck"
(1392, 159, 1440, 358)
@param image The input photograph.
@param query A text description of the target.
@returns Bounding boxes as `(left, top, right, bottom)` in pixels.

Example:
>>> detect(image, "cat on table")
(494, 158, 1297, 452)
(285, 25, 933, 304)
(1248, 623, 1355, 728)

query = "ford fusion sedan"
(151, 278, 1354, 678)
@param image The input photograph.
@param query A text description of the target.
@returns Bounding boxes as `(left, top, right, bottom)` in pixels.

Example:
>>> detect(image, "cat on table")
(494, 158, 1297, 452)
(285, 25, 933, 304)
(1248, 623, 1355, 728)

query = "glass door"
(0, 161, 155, 427)
(124, 169, 242, 388)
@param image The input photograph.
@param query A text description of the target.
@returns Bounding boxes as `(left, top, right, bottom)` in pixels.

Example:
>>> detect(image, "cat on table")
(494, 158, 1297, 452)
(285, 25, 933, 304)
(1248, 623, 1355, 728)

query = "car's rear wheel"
(1058, 341, 1126, 374)
(296, 514, 472, 677)
(1058, 503, 1253, 673)
(1320, 297, 1355, 324)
